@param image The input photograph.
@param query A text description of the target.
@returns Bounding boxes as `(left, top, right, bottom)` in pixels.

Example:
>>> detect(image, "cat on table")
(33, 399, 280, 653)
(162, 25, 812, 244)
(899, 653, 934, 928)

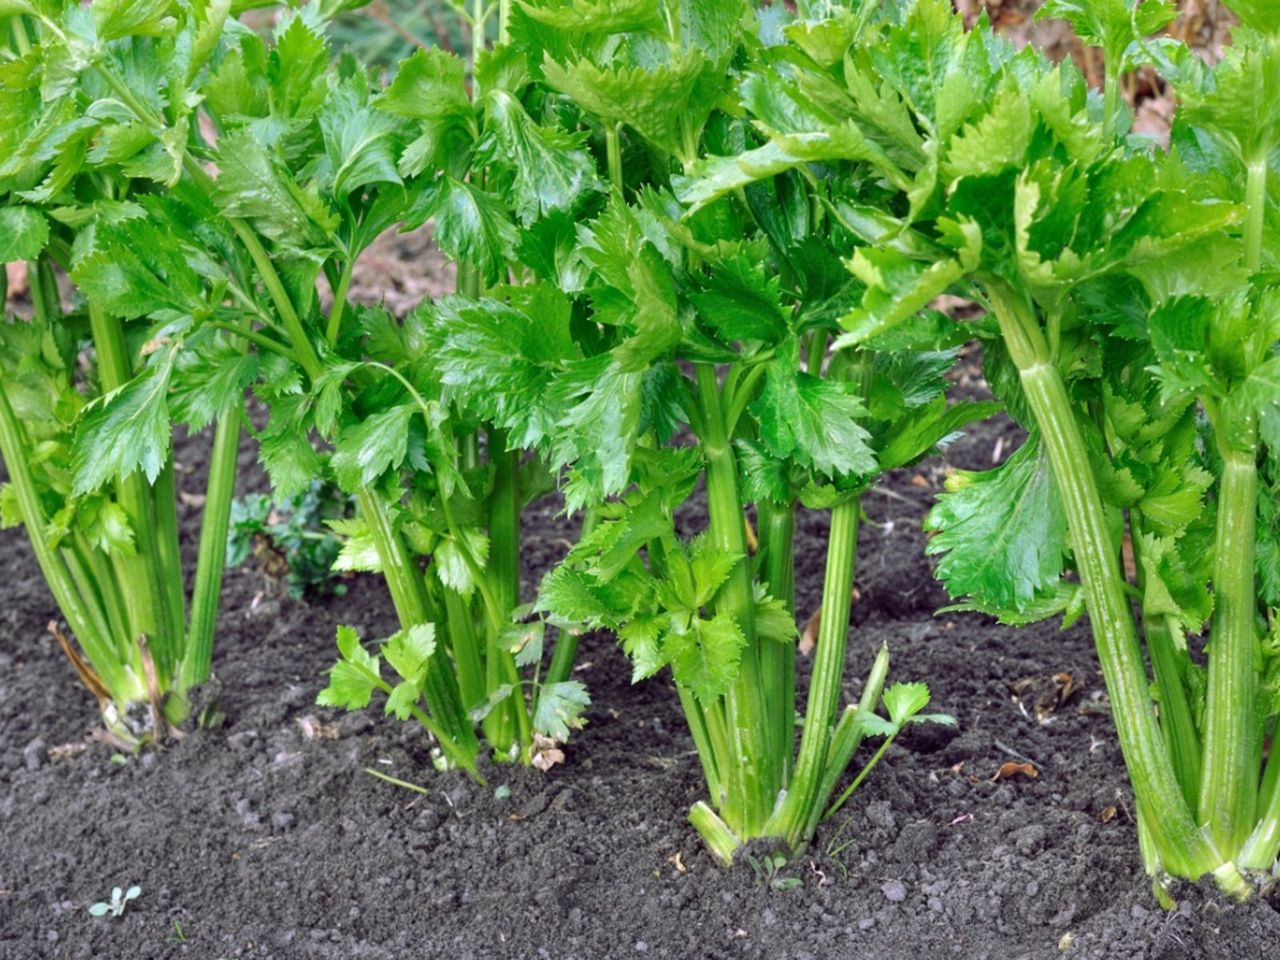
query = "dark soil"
(4, 365, 1280, 960)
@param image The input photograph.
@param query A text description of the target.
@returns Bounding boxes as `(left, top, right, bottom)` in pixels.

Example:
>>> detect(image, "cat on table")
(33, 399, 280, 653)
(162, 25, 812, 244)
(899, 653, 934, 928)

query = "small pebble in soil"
(881, 880, 908, 903)
(235, 797, 261, 828)
(272, 811, 295, 830)
(23, 737, 46, 771)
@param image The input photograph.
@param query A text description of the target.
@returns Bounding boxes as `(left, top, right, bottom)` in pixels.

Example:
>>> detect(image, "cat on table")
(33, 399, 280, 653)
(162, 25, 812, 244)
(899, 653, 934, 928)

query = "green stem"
(679, 687, 724, 808)
(1245, 158, 1268, 274)
(606, 123, 624, 194)
(693, 363, 773, 837)
(1131, 513, 1202, 811)
(487, 432, 531, 753)
(985, 279, 1215, 879)
(689, 801, 739, 867)
(545, 511, 595, 687)
(0, 385, 136, 701)
(807, 643, 891, 842)
(179, 409, 241, 691)
(151, 459, 186, 676)
(356, 487, 479, 765)
(324, 257, 355, 347)
(1239, 725, 1280, 869)
(758, 500, 797, 783)
(10, 15, 32, 55)
(1198, 448, 1260, 859)
(87, 303, 170, 667)
(444, 588, 485, 710)
(769, 496, 862, 850)
(825, 731, 896, 825)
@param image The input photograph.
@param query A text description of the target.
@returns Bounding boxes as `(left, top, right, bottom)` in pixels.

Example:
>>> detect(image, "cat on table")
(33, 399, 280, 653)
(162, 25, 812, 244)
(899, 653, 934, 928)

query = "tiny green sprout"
(167, 919, 188, 944)
(746, 853, 801, 892)
(108, 753, 127, 766)
(88, 885, 140, 918)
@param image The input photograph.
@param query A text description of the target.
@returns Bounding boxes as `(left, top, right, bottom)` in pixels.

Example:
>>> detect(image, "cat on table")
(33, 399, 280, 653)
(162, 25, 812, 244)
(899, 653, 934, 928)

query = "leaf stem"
(1199, 445, 1260, 859)
(325, 257, 356, 347)
(985, 278, 1216, 879)
(692, 363, 773, 839)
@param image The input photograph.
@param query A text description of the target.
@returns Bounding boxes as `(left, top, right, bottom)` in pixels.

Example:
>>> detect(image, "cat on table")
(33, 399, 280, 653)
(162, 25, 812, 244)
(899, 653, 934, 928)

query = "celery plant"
(738, 0, 1280, 895)
(498, 0, 962, 862)
(99, 7, 601, 772)
(0, 1, 257, 742)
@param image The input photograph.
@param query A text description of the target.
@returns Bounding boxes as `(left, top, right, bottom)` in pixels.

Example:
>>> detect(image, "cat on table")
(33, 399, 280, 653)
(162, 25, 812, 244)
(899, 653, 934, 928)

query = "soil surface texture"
(4, 376, 1280, 960)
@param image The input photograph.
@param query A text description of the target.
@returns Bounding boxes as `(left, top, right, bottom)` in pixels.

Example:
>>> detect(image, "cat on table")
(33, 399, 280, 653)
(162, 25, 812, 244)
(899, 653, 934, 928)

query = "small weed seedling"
(747, 853, 802, 892)
(88, 886, 140, 918)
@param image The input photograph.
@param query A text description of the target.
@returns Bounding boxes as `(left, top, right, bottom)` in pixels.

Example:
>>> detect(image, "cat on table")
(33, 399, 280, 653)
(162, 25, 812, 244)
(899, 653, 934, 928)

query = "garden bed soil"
(4, 394, 1280, 960)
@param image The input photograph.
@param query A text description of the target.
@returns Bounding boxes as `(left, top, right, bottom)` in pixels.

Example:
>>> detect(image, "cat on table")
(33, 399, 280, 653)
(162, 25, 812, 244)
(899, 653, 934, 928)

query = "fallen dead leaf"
(530, 733, 565, 772)
(50, 742, 87, 761)
(991, 761, 1039, 782)
(1100, 806, 1117, 824)
(910, 474, 930, 488)
(295, 715, 339, 740)
(799, 609, 820, 656)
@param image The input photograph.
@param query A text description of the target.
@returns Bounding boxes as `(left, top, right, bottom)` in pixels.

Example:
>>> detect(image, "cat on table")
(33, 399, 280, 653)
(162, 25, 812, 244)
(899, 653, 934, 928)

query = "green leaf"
(1147, 296, 1223, 402)
(551, 357, 646, 509)
(212, 129, 339, 257)
(319, 78, 403, 200)
(836, 237, 979, 351)
(0, 206, 48, 261)
(71, 354, 176, 495)
(542, 52, 711, 158)
(268, 14, 332, 120)
(331, 404, 415, 490)
(408, 177, 518, 285)
(385, 681, 422, 720)
(941, 87, 1033, 181)
(753, 586, 797, 643)
(1223, 1, 1280, 33)
(925, 436, 1070, 614)
(170, 337, 256, 431)
(379, 48, 472, 124)
(317, 625, 381, 710)
(689, 535, 740, 608)
(619, 615, 668, 681)
(881, 681, 932, 727)
(854, 711, 898, 739)
(432, 290, 580, 449)
(518, 0, 664, 34)
(482, 91, 600, 225)
(876, 398, 1002, 471)
(469, 684, 515, 724)
(752, 359, 877, 479)
(533, 680, 591, 741)
(94, 0, 174, 41)
(507, 621, 547, 667)
(666, 612, 746, 706)
(689, 254, 791, 345)
(80, 498, 136, 555)
(434, 528, 490, 596)
(383, 623, 437, 684)
(329, 516, 383, 573)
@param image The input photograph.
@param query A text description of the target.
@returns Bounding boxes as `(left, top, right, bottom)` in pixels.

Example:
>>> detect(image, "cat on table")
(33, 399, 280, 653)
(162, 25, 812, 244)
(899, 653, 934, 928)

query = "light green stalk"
(985, 278, 1218, 880)
(693, 363, 773, 836)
